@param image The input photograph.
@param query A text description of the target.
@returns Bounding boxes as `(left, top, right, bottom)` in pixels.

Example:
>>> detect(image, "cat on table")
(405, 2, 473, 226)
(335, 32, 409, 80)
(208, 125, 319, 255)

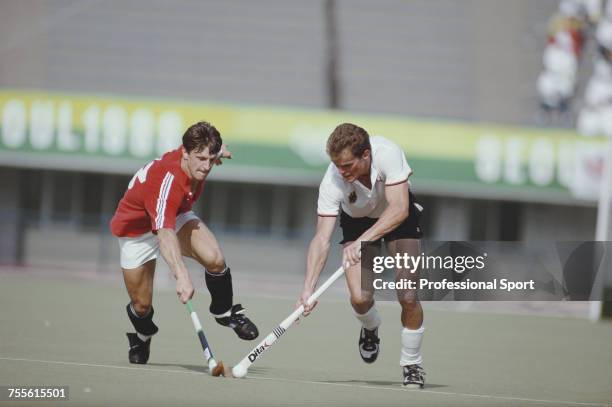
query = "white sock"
(354, 306, 381, 330)
(137, 333, 151, 342)
(400, 326, 425, 366)
(212, 308, 232, 318)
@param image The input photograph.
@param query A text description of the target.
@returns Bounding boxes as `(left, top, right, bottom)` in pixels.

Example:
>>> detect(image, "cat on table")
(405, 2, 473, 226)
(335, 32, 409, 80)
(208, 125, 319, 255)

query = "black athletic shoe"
(126, 333, 151, 364)
(358, 327, 380, 363)
(215, 304, 259, 340)
(402, 364, 425, 388)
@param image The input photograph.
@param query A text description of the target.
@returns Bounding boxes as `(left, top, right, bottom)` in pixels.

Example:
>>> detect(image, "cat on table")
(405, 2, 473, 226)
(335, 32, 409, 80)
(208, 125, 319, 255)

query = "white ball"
(232, 365, 248, 378)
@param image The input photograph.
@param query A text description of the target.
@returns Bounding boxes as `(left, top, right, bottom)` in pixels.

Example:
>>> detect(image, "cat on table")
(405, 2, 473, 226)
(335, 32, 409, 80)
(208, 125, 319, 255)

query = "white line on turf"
(0, 357, 607, 407)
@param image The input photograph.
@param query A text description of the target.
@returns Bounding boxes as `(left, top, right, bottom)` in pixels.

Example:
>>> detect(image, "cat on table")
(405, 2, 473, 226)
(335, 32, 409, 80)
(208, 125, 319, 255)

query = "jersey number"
(127, 160, 157, 189)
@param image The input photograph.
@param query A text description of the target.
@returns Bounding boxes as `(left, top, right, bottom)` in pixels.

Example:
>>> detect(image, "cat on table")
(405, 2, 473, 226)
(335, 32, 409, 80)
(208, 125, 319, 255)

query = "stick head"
(231, 364, 248, 378)
(209, 361, 237, 378)
(210, 361, 225, 377)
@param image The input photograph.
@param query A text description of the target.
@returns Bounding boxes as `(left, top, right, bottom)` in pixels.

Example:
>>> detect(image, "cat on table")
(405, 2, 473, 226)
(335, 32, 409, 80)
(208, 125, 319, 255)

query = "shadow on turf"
(148, 363, 207, 374)
(148, 363, 272, 375)
(147, 364, 446, 387)
(322, 379, 447, 389)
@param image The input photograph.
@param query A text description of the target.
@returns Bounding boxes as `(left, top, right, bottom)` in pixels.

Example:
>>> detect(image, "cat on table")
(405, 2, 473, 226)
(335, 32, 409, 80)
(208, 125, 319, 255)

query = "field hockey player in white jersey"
(296, 123, 426, 388)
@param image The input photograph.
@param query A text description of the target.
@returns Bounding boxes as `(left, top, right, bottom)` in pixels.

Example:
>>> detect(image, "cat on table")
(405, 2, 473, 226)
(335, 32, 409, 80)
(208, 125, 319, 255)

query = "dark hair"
(326, 123, 371, 159)
(182, 121, 222, 154)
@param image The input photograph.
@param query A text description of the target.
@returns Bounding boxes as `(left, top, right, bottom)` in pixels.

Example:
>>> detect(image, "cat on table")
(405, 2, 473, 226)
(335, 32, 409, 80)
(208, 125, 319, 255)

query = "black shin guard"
(126, 303, 159, 336)
(204, 266, 233, 315)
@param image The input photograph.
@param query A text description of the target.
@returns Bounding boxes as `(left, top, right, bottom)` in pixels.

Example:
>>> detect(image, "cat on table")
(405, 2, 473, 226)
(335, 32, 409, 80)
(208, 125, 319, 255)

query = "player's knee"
(398, 296, 419, 310)
(131, 300, 152, 317)
(206, 251, 226, 273)
(351, 295, 374, 309)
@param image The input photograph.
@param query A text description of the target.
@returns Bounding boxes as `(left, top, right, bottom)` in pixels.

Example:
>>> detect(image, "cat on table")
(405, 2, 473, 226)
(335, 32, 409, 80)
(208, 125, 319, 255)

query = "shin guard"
(205, 266, 233, 316)
(126, 303, 159, 336)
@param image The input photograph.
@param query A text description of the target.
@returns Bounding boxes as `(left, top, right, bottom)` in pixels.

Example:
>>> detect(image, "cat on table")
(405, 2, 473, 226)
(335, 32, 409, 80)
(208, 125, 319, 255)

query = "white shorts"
(117, 211, 200, 269)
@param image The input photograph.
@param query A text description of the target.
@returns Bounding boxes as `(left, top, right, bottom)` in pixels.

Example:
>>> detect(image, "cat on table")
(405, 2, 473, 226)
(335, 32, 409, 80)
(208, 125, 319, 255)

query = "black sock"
(126, 303, 159, 336)
(205, 266, 233, 316)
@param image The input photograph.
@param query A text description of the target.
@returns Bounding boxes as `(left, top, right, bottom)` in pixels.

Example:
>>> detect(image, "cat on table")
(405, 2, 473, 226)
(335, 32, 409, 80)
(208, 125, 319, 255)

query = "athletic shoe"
(215, 304, 259, 340)
(358, 327, 380, 363)
(126, 333, 151, 364)
(402, 364, 425, 388)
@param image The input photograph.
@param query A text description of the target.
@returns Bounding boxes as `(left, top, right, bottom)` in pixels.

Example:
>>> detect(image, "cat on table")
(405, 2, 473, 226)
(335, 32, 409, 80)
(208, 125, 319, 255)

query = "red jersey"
(110, 147, 204, 237)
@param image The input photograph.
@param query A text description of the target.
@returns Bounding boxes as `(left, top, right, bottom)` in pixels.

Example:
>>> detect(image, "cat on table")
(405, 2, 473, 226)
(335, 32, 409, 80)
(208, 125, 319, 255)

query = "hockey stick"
(230, 265, 347, 378)
(186, 299, 225, 376)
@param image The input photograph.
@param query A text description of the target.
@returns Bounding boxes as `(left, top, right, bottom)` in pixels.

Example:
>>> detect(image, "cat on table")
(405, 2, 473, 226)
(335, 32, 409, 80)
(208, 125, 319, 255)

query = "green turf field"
(0, 272, 610, 407)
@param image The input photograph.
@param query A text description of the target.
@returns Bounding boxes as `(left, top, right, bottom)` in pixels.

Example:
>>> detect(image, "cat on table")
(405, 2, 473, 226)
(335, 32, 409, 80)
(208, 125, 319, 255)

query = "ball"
(232, 364, 248, 378)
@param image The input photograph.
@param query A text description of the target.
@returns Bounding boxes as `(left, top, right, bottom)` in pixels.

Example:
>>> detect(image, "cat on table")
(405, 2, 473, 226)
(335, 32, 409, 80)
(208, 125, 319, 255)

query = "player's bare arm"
(297, 215, 337, 316)
(157, 228, 194, 304)
(343, 181, 410, 266)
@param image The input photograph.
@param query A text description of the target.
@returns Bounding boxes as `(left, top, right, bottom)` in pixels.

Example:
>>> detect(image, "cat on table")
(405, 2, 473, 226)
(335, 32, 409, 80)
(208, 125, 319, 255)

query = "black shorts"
(339, 192, 423, 244)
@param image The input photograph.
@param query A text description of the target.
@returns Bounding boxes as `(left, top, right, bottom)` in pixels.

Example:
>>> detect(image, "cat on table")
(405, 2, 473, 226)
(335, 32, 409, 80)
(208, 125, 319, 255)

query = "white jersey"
(317, 136, 412, 218)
